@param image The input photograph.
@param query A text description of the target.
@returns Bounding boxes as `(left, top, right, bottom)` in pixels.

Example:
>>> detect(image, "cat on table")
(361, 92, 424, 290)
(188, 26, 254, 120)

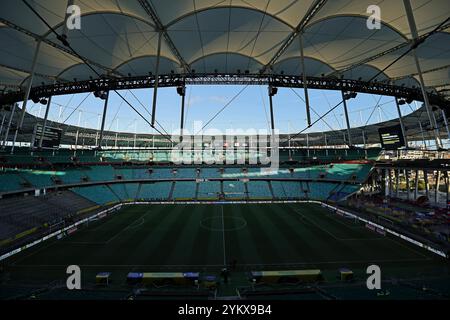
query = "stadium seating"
(198, 181, 221, 199)
(0, 191, 95, 241)
(17, 169, 57, 188)
(326, 163, 372, 182)
(327, 184, 361, 202)
(60, 169, 88, 184)
(199, 168, 221, 179)
(113, 168, 150, 180)
(172, 181, 197, 199)
(271, 181, 302, 199)
(0, 170, 27, 192)
(108, 183, 138, 201)
(173, 168, 197, 179)
(84, 165, 115, 181)
(307, 182, 340, 200)
(138, 182, 171, 200)
(71, 185, 118, 205)
(0, 162, 372, 204)
(247, 181, 271, 198)
(223, 181, 246, 199)
(151, 168, 174, 179)
(280, 148, 381, 162)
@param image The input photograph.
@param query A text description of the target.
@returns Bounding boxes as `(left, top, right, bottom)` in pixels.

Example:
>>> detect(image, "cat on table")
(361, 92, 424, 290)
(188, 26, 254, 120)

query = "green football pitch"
(2, 203, 449, 298)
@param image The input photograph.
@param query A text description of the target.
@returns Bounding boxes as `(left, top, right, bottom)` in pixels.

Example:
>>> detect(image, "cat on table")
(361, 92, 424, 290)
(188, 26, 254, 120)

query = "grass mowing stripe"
(164, 205, 207, 264)
(195, 205, 223, 267)
(244, 204, 284, 264)
(3, 203, 443, 291)
(113, 205, 178, 265)
(291, 204, 431, 261)
(261, 204, 311, 264)
(11, 207, 146, 266)
(205, 205, 224, 267)
(224, 204, 262, 266)
(307, 204, 432, 259)
(267, 204, 322, 266)
(133, 205, 186, 266)
(285, 204, 386, 264)
(105, 210, 153, 244)
(221, 205, 226, 266)
(64, 208, 155, 265)
(154, 205, 196, 265)
(282, 203, 362, 265)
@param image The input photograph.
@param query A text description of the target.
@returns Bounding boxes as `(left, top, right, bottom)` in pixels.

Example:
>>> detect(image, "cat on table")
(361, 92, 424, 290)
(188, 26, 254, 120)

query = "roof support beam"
(1, 74, 448, 107)
(0, 62, 58, 84)
(98, 91, 110, 149)
(38, 95, 52, 149)
(10, 39, 41, 154)
(441, 109, 450, 142)
(0, 18, 122, 78)
(394, 97, 408, 148)
(268, 85, 276, 132)
(177, 83, 186, 142)
(137, 0, 191, 73)
(403, 0, 442, 150)
(0, 111, 6, 139)
(263, 0, 328, 74)
(2, 103, 16, 148)
(299, 33, 311, 126)
(341, 91, 352, 146)
(18, 39, 41, 129)
(151, 32, 162, 127)
(389, 64, 450, 81)
(328, 20, 450, 78)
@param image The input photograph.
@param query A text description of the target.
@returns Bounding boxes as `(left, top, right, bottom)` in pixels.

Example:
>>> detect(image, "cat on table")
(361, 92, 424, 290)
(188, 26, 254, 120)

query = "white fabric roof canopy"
(0, 0, 448, 99)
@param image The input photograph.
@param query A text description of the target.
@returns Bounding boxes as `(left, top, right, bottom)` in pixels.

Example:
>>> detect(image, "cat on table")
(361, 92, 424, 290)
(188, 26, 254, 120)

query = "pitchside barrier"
(0, 204, 123, 261)
(250, 270, 323, 284)
(320, 203, 447, 258)
(1, 200, 447, 262)
(126, 272, 199, 286)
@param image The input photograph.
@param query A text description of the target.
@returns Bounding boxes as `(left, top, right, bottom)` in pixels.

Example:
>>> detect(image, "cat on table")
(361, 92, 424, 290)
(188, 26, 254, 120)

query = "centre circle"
(200, 216, 247, 232)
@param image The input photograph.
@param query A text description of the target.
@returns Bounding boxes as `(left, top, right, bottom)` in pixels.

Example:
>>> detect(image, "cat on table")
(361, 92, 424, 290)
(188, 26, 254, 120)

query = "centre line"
(221, 205, 227, 267)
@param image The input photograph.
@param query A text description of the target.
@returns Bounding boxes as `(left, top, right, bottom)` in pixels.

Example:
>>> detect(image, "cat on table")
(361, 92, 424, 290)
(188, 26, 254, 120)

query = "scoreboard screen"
(378, 124, 405, 150)
(32, 124, 62, 149)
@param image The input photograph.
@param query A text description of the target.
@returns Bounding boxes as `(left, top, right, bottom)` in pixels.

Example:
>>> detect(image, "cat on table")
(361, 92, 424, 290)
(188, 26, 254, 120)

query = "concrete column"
(414, 169, 419, 200)
(403, 0, 442, 149)
(395, 169, 400, 198)
(151, 31, 163, 127)
(435, 170, 441, 204)
(405, 169, 410, 200)
(424, 170, 429, 199)
(97, 91, 110, 149)
(38, 96, 52, 149)
(394, 97, 408, 147)
(2, 104, 16, 148)
(299, 33, 311, 126)
(341, 91, 352, 146)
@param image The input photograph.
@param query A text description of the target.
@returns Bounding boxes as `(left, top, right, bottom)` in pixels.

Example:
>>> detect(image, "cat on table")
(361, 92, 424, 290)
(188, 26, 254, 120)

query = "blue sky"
(26, 85, 419, 135)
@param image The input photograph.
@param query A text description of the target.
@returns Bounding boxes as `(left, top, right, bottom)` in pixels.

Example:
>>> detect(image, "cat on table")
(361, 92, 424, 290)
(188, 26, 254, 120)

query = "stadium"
(0, 0, 449, 301)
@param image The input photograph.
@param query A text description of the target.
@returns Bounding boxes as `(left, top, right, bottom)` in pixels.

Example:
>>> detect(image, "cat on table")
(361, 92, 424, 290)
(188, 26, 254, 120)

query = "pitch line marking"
(106, 210, 152, 244)
(13, 257, 432, 268)
(291, 207, 384, 241)
(10, 238, 58, 266)
(221, 205, 227, 267)
(291, 205, 432, 259)
(327, 213, 362, 230)
(290, 208, 347, 241)
(386, 237, 430, 259)
(127, 217, 146, 229)
(66, 210, 152, 245)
